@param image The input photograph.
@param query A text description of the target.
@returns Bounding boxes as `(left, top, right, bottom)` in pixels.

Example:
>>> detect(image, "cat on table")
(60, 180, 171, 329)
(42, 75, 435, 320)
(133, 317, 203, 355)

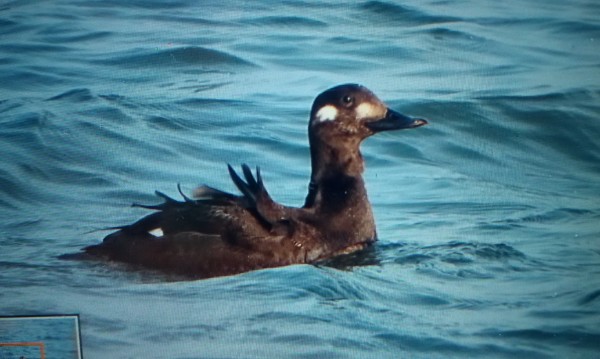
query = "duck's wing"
(108, 164, 294, 239)
(87, 164, 292, 247)
(82, 164, 308, 276)
(226, 164, 290, 225)
(85, 228, 283, 278)
(109, 184, 242, 237)
(83, 183, 278, 273)
(84, 180, 307, 277)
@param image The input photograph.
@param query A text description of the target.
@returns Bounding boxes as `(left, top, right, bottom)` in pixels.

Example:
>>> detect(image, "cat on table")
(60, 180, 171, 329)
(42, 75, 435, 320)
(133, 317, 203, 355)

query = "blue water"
(0, 316, 81, 358)
(1, 0, 599, 358)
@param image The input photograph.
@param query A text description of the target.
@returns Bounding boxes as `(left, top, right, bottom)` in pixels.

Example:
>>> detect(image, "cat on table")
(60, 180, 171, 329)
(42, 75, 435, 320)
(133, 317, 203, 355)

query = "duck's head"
(309, 84, 427, 142)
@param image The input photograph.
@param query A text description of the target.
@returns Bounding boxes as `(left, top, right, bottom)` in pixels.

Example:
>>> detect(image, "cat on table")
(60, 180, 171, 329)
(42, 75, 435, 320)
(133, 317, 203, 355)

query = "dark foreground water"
(1, 1, 600, 358)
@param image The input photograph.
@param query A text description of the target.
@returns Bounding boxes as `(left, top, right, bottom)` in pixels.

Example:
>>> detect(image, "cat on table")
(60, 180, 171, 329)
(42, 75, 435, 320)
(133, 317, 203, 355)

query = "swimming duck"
(82, 84, 427, 278)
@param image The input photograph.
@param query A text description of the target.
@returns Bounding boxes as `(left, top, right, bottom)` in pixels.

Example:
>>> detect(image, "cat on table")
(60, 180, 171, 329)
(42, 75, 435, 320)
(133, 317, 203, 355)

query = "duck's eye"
(341, 95, 354, 107)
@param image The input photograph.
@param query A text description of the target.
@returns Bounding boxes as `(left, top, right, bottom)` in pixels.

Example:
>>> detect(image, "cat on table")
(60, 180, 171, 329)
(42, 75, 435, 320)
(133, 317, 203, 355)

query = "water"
(0, 316, 82, 358)
(1, 0, 599, 358)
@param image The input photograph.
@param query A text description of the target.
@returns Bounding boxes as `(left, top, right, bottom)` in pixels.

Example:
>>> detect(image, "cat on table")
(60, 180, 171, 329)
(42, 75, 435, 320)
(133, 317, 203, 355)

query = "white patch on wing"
(355, 102, 378, 120)
(315, 105, 338, 122)
(149, 227, 164, 237)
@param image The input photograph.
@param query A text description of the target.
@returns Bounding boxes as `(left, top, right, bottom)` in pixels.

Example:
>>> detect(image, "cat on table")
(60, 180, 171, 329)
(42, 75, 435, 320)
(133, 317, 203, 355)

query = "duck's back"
(84, 174, 314, 278)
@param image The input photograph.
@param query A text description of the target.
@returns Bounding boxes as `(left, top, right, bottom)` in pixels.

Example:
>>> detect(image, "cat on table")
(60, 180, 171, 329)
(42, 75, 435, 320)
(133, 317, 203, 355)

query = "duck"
(81, 84, 427, 278)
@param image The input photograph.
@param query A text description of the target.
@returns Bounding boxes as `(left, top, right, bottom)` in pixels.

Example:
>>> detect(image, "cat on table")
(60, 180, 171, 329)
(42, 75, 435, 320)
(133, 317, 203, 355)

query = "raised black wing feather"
(227, 164, 292, 228)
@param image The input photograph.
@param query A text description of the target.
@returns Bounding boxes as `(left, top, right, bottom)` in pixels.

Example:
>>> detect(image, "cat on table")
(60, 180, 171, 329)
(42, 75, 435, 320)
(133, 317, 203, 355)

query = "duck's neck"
(304, 135, 377, 244)
(304, 135, 367, 208)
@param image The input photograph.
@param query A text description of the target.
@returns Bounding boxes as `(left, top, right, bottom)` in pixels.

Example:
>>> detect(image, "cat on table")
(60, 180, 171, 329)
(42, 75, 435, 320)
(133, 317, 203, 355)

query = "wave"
(96, 46, 257, 69)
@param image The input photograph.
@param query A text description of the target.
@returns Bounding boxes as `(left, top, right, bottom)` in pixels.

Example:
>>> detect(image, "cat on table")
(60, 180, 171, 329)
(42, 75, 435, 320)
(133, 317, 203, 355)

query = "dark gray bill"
(365, 108, 428, 132)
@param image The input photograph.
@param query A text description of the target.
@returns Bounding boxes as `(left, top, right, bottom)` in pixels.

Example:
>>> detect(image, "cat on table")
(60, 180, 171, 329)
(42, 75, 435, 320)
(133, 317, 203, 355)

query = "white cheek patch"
(355, 102, 381, 120)
(315, 105, 338, 123)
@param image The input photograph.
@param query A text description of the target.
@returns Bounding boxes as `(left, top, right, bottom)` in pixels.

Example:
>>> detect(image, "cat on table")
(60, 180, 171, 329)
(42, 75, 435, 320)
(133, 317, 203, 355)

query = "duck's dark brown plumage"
(82, 84, 427, 278)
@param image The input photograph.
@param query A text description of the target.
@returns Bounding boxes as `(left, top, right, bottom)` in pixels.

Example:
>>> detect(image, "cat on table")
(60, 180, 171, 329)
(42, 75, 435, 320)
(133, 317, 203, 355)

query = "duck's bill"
(366, 109, 428, 132)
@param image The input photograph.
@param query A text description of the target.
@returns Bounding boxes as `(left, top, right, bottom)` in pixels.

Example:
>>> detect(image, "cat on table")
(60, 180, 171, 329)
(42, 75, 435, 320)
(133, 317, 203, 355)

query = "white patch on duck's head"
(355, 102, 383, 120)
(315, 105, 338, 123)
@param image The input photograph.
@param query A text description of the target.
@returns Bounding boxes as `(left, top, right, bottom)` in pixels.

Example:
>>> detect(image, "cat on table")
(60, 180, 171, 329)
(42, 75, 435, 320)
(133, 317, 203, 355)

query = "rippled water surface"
(1, 0, 599, 358)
